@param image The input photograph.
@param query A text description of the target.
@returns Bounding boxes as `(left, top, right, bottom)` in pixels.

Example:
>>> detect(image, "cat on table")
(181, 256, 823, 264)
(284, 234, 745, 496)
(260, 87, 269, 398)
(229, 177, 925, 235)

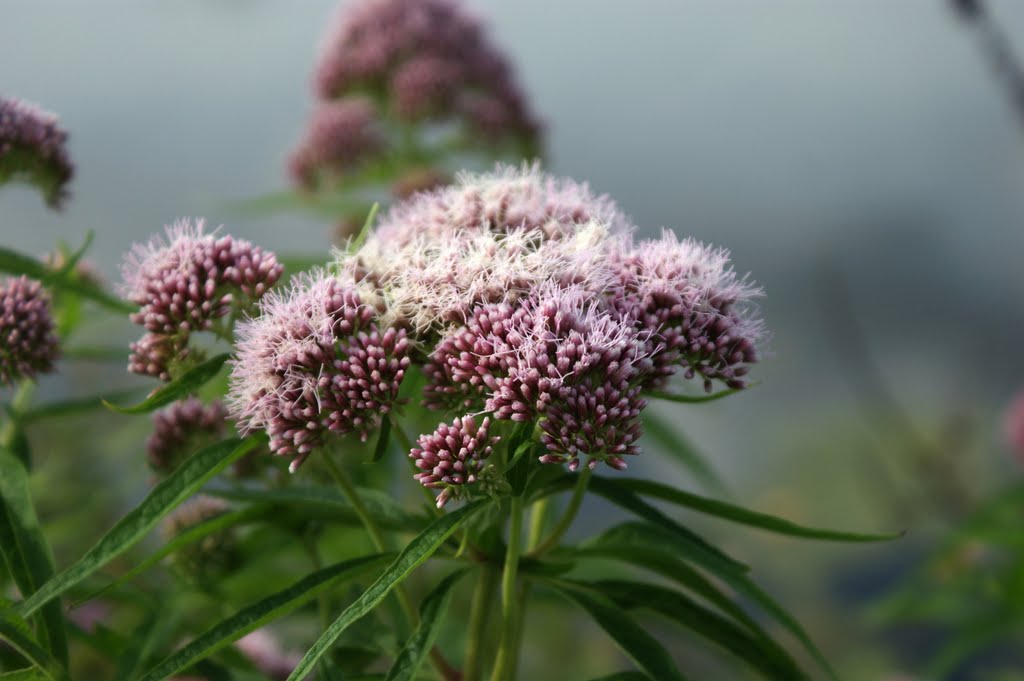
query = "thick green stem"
(490, 496, 524, 681)
(464, 565, 498, 681)
(529, 469, 592, 557)
(321, 450, 459, 681)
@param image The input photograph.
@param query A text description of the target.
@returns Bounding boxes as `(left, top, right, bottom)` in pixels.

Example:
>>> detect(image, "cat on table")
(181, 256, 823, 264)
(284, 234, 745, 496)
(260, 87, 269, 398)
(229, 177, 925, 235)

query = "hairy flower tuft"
(121, 219, 283, 381)
(356, 222, 615, 334)
(147, 398, 227, 474)
(372, 162, 632, 247)
(610, 231, 765, 391)
(0, 276, 60, 386)
(228, 271, 409, 467)
(0, 96, 74, 208)
(410, 415, 499, 507)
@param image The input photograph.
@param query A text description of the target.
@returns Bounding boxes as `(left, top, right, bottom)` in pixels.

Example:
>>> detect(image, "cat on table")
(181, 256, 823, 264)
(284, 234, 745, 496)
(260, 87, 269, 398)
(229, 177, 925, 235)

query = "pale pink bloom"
(228, 271, 409, 467)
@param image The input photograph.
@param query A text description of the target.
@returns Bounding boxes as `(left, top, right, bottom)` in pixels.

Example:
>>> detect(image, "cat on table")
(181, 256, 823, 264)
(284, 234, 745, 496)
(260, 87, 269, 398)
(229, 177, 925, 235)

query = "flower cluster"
(120, 219, 283, 381)
(609, 231, 764, 390)
(1, 276, 60, 386)
(228, 271, 410, 468)
(147, 398, 227, 474)
(228, 165, 764, 504)
(162, 495, 239, 582)
(1004, 391, 1024, 465)
(410, 416, 499, 507)
(290, 0, 541, 193)
(0, 96, 74, 208)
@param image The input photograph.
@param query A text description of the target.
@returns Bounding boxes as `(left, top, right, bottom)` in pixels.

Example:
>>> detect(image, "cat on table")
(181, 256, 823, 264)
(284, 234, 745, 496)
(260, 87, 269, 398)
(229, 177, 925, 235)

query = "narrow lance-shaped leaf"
(646, 386, 748, 404)
(211, 485, 428, 532)
(287, 500, 488, 681)
(0, 618, 68, 681)
(0, 244, 134, 313)
(578, 523, 775, 645)
(538, 474, 748, 574)
(592, 579, 809, 680)
(0, 449, 68, 666)
(574, 520, 837, 681)
(641, 410, 729, 497)
(73, 506, 270, 607)
(21, 389, 145, 424)
(385, 569, 468, 681)
(618, 478, 903, 542)
(103, 353, 231, 414)
(549, 581, 693, 681)
(137, 554, 391, 681)
(17, 436, 263, 618)
(369, 415, 392, 463)
(0, 668, 50, 680)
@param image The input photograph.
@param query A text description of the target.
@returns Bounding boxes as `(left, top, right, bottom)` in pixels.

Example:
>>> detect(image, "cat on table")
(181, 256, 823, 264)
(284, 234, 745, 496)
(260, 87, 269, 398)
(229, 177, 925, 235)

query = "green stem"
(490, 496, 524, 681)
(463, 565, 498, 681)
(1, 380, 35, 450)
(526, 498, 550, 551)
(321, 450, 459, 681)
(528, 469, 592, 557)
(322, 452, 388, 551)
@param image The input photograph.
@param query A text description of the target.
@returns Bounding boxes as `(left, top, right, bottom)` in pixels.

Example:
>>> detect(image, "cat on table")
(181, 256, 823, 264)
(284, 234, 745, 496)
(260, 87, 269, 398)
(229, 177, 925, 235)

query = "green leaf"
(641, 411, 729, 496)
(74, 506, 269, 606)
(539, 475, 748, 575)
(287, 500, 488, 681)
(103, 353, 231, 414)
(17, 436, 262, 618)
(137, 554, 391, 681)
(369, 415, 392, 463)
(618, 478, 902, 542)
(348, 202, 380, 254)
(577, 525, 765, 641)
(384, 569, 467, 681)
(21, 390, 145, 424)
(646, 386, 749, 404)
(211, 485, 427, 532)
(0, 668, 49, 680)
(575, 519, 836, 681)
(550, 582, 692, 681)
(0, 618, 68, 681)
(593, 579, 808, 680)
(113, 604, 179, 681)
(583, 674, 653, 681)
(0, 244, 135, 314)
(0, 449, 68, 666)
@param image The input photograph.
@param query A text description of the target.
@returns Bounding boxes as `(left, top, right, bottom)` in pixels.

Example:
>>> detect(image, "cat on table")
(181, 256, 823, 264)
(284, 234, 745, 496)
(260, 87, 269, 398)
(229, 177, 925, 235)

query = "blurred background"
(3, 1, 1024, 679)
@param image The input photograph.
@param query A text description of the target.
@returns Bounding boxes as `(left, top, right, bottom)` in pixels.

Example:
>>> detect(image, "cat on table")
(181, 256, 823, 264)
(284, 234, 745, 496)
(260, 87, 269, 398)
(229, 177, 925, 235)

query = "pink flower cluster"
(410, 416, 499, 507)
(228, 165, 765, 504)
(0, 96, 74, 208)
(290, 0, 541, 192)
(0, 276, 59, 386)
(147, 398, 227, 474)
(120, 219, 283, 381)
(228, 272, 410, 468)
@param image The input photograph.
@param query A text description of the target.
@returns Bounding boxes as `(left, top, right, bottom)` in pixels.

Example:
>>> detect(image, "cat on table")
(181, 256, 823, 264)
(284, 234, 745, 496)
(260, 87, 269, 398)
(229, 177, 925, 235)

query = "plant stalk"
(490, 495, 524, 681)
(463, 565, 498, 681)
(529, 468, 592, 557)
(322, 450, 459, 681)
